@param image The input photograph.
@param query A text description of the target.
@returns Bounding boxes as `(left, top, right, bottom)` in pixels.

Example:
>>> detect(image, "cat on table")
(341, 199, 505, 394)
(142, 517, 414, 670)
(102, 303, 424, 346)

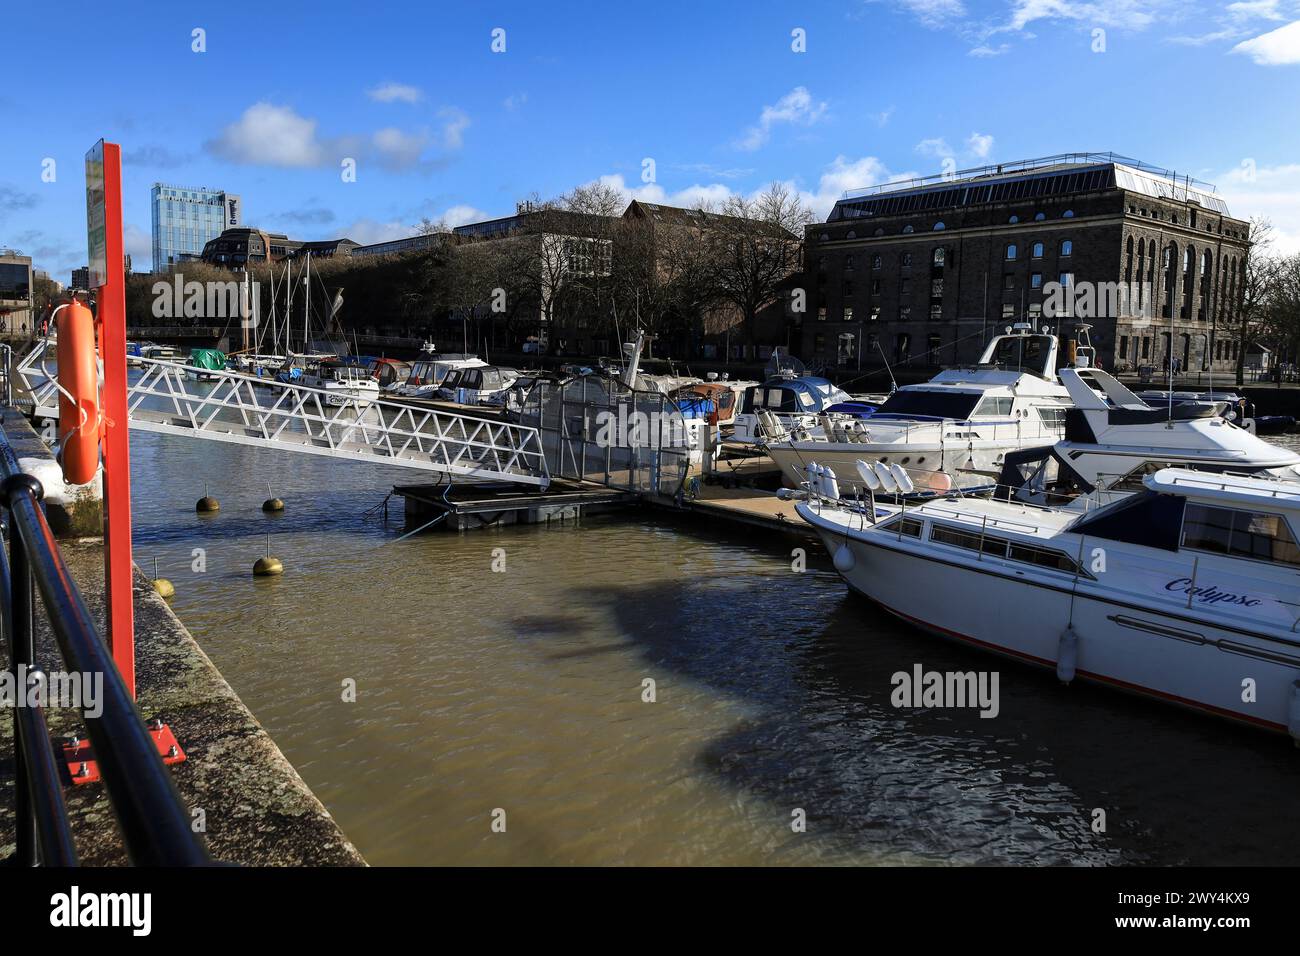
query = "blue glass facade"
(150, 184, 240, 270)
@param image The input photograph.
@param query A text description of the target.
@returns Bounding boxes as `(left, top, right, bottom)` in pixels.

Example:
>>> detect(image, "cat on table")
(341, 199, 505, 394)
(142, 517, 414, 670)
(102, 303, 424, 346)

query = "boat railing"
(0, 426, 211, 866)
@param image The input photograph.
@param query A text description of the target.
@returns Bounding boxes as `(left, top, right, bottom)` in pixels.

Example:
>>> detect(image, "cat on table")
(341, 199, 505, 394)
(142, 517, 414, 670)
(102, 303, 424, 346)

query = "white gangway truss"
(14, 342, 550, 488)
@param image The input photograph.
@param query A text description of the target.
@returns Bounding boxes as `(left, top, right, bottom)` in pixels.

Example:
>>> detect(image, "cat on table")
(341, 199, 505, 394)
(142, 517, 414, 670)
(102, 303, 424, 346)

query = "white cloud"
(966, 132, 994, 158)
(439, 108, 470, 149)
(1231, 19, 1300, 63)
(735, 86, 828, 151)
(503, 93, 528, 111)
(372, 127, 430, 169)
(915, 137, 954, 160)
(1226, 0, 1285, 21)
(368, 83, 423, 104)
(341, 205, 486, 245)
(209, 103, 328, 167)
(124, 224, 152, 268)
(969, 42, 1011, 56)
(895, 0, 967, 28)
(209, 102, 466, 171)
(1217, 161, 1300, 254)
(1004, 0, 1162, 33)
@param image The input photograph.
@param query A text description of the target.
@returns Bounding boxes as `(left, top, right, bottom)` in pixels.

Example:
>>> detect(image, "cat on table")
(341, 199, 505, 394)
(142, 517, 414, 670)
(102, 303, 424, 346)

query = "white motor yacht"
(765, 326, 1076, 496)
(797, 463, 1300, 737)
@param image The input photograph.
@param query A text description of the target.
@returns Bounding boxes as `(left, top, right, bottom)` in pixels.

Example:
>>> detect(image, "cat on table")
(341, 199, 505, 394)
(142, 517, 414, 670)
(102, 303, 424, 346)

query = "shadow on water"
(563, 519, 1300, 866)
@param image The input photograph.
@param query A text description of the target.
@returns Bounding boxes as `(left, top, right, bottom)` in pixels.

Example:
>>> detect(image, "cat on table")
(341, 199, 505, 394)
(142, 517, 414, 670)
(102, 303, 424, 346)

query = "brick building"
(801, 153, 1252, 377)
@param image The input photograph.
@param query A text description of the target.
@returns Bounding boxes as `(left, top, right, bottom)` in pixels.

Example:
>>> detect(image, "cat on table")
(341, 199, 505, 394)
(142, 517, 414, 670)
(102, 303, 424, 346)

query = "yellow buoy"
(152, 577, 176, 599)
(253, 556, 283, 576)
(253, 535, 283, 576)
(196, 483, 219, 514)
(262, 497, 284, 513)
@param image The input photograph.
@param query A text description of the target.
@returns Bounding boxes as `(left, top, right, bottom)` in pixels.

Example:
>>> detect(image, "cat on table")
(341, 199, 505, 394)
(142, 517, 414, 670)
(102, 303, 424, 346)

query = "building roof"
(623, 200, 796, 239)
(828, 152, 1232, 222)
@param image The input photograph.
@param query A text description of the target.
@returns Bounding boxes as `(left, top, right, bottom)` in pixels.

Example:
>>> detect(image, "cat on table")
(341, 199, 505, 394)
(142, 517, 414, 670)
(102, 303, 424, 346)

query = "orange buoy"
(55, 300, 101, 486)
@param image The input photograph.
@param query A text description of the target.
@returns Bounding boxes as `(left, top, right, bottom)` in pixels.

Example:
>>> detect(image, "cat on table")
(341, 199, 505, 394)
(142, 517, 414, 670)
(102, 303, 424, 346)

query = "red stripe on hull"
(866, 592, 1288, 734)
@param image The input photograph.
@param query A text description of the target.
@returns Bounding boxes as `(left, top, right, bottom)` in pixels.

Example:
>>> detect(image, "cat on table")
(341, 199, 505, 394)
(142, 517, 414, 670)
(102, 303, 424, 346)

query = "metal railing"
(14, 340, 550, 488)
(1, 427, 210, 866)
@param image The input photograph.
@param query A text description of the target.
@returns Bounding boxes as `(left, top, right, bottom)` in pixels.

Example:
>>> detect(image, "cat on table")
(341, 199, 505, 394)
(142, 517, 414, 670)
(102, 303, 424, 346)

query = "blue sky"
(2, 0, 1299, 281)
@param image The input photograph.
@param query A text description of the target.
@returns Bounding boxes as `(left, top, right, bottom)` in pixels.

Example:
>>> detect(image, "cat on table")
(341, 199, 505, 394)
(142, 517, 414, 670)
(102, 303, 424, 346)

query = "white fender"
(1057, 625, 1078, 684)
(833, 543, 855, 572)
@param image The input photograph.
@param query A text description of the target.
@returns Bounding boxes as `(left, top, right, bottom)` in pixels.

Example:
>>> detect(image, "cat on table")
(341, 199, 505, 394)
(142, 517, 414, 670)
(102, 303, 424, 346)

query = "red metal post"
(95, 141, 135, 697)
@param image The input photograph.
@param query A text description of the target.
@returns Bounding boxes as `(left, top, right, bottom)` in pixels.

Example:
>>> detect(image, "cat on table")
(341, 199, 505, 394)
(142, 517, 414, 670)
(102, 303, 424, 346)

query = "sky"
(2, 0, 1299, 282)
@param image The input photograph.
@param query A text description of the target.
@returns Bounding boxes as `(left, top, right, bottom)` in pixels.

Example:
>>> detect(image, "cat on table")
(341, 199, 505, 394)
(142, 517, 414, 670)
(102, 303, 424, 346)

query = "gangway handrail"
(13, 341, 551, 488)
(0, 425, 211, 866)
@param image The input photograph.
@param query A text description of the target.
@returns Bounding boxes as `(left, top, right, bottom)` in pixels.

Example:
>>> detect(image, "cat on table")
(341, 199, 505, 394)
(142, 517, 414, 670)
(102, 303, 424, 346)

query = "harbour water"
(130, 430, 1300, 866)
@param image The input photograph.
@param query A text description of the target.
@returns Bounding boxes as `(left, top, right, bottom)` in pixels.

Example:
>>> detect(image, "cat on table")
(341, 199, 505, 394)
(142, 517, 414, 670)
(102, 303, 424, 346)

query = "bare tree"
(1235, 216, 1276, 387)
(708, 182, 809, 343)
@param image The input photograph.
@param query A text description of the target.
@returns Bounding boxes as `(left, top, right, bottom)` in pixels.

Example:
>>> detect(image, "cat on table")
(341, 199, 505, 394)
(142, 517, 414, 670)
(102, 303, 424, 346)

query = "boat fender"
(833, 543, 855, 572)
(806, 461, 820, 495)
(1288, 681, 1300, 746)
(1057, 625, 1078, 684)
(822, 466, 840, 500)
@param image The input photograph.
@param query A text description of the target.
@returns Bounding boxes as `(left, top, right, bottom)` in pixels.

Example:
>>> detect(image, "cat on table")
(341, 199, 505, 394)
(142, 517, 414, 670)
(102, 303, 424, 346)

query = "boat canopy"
(188, 348, 227, 370)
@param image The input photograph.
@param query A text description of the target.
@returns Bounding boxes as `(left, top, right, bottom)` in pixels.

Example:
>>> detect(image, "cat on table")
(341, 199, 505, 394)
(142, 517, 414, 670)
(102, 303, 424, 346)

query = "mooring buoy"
(262, 482, 284, 513)
(150, 558, 175, 598)
(196, 482, 219, 514)
(253, 534, 283, 576)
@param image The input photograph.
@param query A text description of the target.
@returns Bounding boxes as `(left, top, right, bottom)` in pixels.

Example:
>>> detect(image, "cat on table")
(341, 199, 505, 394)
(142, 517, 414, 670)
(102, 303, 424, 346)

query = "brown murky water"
(129, 428, 1300, 866)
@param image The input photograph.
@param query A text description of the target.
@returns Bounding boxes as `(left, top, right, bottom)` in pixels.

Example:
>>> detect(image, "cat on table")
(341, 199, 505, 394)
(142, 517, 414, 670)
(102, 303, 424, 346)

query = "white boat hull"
(803, 506, 1300, 733)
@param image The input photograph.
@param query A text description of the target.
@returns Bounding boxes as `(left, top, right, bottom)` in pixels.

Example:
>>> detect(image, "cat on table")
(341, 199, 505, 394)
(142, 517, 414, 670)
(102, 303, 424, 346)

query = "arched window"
(873, 227, 884, 237)
(846, 230, 857, 239)
(1032, 241, 1044, 258)
(820, 232, 829, 241)
(1125, 236, 1134, 283)
(1005, 243, 1018, 260)
(872, 254, 882, 269)
(1033, 212, 1046, 221)
(1147, 240, 1157, 282)
(1062, 209, 1075, 218)
(902, 224, 914, 234)
(932, 247, 945, 267)
(1060, 239, 1073, 256)
(933, 221, 945, 230)
(1008, 215, 1019, 224)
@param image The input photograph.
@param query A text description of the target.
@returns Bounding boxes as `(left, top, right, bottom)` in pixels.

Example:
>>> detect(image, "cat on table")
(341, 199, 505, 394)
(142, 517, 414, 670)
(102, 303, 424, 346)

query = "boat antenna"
(875, 339, 897, 393)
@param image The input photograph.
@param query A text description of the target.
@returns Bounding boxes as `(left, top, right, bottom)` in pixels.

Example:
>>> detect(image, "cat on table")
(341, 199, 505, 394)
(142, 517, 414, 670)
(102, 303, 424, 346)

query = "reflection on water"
(129, 429, 1300, 866)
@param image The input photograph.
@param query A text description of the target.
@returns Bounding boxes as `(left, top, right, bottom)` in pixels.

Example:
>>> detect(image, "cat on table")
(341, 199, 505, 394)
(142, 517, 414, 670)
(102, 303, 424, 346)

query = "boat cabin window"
(930, 524, 1010, 556)
(973, 396, 1013, 417)
(1182, 504, 1300, 566)
(879, 515, 923, 537)
(442, 369, 465, 389)
(874, 390, 980, 421)
(1007, 543, 1082, 574)
(1036, 406, 1067, 428)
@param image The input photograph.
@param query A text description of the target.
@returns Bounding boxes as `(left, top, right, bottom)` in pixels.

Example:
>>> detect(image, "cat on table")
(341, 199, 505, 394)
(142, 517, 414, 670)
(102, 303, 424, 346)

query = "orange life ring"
(56, 300, 100, 485)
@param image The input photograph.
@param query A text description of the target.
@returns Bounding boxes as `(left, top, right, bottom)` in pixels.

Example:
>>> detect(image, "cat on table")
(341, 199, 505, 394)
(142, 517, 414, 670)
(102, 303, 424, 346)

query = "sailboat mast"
(304, 252, 311, 354)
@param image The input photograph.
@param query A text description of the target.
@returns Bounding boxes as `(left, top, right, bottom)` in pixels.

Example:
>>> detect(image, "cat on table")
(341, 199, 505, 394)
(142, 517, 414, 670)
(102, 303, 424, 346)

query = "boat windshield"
(986, 335, 1053, 377)
(874, 390, 981, 420)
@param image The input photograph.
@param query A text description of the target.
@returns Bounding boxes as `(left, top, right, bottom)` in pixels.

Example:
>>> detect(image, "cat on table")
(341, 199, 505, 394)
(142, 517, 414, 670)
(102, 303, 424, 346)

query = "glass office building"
(150, 184, 241, 271)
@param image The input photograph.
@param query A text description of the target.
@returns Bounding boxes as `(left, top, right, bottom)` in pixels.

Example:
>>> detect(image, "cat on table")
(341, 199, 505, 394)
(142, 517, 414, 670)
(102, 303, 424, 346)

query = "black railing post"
(5, 504, 36, 866)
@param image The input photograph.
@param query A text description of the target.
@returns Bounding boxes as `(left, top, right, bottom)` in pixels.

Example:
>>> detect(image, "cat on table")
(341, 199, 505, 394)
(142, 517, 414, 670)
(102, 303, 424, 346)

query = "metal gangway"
(13, 341, 550, 488)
